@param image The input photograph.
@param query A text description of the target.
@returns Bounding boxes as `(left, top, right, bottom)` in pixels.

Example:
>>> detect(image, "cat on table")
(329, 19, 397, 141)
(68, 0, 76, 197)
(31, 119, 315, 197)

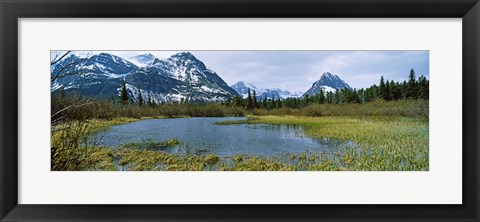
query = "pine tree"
(407, 69, 417, 99)
(380, 76, 390, 100)
(246, 88, 253, 109)
(327, 91, 333, 104)
(319, 89, 326, 104)
(120, 80, 128, 105)
(401, 80, 408, 99)
(269, 95, 275, 109)
(334, 91, 341, 104)
(389, 80, 396, 100)
(417, 75, 428, 99)
(359, 89, 365, 104)
(252, 90, 258, 108)
(137, 86, 143, 106)
(384, 80, 391, 100)
(392, 81, 401, 100)
(263, 95, 268, 109)
(379, 76, 386, 100)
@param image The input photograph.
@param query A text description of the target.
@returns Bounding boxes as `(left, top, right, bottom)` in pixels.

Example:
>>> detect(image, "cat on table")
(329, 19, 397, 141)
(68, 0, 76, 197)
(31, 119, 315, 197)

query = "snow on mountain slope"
(230, 81, 303, 100)
(303, 72, 352, 96)
(128, 53, 158, 67)
(51, 51, 239, 103)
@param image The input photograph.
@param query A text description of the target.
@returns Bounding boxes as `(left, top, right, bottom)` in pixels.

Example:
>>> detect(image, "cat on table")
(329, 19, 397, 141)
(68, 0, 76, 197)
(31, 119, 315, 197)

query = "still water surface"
(94, 117, 343, 156)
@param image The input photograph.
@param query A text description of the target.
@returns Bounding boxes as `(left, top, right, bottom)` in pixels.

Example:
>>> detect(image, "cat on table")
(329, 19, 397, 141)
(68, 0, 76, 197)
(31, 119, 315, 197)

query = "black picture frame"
(1, 0, 479, 221)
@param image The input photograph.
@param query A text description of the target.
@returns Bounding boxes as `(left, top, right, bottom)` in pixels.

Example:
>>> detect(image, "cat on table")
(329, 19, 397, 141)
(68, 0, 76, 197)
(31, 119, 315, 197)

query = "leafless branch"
(51, 100, 97, 120)
(51, 52, 92, 81)
(51, 51, 71, 66)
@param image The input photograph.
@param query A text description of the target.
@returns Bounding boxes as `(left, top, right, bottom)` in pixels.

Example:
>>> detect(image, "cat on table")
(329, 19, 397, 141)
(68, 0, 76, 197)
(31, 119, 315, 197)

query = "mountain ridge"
(230, 81, 303, 100)
(51, 52, 239, 103)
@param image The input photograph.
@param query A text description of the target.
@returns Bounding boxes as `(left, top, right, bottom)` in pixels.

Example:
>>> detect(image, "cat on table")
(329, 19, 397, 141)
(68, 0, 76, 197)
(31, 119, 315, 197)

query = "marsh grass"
(56, 115, 428, 171)
(121, 139, 181, 150)
(218, 115, 429, 171)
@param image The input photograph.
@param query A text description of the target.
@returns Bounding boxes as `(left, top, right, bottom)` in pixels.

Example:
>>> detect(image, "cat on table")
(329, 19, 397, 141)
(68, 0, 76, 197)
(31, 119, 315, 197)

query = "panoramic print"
(51, 50, 429, 171)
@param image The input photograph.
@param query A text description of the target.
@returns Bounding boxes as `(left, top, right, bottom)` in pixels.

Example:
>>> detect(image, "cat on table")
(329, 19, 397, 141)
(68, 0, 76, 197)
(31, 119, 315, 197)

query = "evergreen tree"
(137, 86, 143, 106)
(304, 94, 310, 107)
(334, 91, 341, 104)
(379, 76, 386, 100)
(384, 80, 391, 100)
(276, 97, 282, 109)
(269, 96, 275, 109)
(389, 80, 396, 100)
(120, 80, 128, 105)
(252, 90, 258, 108)
(392, 81, 402, 100)
(263, 95, 268, 109)
(407, 69, 417, 99)
(401, 80, 408, 99)
(246, 88, 253, 109)
(417, 75, 428, 99)
(327, 91, 334, 104)
(358, 89, 365, 104)
(319, 89, 326, 104)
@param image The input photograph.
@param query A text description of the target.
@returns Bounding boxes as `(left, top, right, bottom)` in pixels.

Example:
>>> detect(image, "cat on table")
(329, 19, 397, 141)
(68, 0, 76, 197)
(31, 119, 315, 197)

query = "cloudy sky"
(71, 50, 429, 92)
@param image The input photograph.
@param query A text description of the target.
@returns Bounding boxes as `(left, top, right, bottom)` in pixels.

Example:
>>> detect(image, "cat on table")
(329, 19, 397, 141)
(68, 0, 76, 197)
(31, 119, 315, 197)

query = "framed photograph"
(1, 0, 479, 221)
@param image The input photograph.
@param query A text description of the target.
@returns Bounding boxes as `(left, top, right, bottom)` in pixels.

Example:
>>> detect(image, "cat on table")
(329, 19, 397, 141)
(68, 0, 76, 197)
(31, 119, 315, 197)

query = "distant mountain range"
(230, 81, 303, 100)
(51, 51, 352, 103)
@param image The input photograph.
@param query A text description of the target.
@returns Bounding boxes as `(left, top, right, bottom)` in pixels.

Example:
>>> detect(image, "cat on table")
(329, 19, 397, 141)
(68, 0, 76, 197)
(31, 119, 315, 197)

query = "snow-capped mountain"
(303, 72, 352, 96)
(51, 52, 239, 103)
(128, 53, 158, 67)
(230, 81, 303, 100)
(51, 53, 138, 79)
(230, 81, 265, 98)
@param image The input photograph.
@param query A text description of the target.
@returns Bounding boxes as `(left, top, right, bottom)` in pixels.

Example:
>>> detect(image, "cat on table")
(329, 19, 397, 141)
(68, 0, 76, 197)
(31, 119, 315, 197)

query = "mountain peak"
(303, 72, 351, 97)
(319, 72, 339, 81)
(168, 52, 208, 71)
(233, 81, 255, 87)
(132, 53, 156, 59)
(171, 52, 197, 60)
(128, 53, 158, 67)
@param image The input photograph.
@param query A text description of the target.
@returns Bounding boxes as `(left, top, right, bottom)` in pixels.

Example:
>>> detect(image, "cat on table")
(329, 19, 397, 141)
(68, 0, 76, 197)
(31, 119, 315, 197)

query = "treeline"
(52, 92, 428, 122)
(224, 69, 428, 110)
(51, 69, 429, 122)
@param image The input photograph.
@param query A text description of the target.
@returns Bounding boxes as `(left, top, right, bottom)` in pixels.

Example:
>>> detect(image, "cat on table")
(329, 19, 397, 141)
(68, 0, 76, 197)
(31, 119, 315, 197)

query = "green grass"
(84, 148, 221, 171)
(218, 115, 429, 171)
(121, 139, 181, 149)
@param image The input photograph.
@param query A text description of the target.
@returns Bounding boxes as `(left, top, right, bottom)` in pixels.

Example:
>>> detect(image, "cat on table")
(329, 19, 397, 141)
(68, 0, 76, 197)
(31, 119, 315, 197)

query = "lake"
(93, 117, 344, 156)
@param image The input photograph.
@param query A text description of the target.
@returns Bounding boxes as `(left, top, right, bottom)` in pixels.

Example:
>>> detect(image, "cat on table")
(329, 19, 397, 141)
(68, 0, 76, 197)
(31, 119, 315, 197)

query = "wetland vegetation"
(51, 98, 428, 171)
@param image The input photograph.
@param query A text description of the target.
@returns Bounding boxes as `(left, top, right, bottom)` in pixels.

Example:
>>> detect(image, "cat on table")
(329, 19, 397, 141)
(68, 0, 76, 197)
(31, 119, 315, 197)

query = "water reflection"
(93, 117, 350, 156)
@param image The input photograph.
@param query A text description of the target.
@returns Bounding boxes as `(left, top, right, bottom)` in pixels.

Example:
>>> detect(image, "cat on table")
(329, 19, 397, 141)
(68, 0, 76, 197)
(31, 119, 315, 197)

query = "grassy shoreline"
(218, 115, 429, 171)
(73, 115, 428, 171)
